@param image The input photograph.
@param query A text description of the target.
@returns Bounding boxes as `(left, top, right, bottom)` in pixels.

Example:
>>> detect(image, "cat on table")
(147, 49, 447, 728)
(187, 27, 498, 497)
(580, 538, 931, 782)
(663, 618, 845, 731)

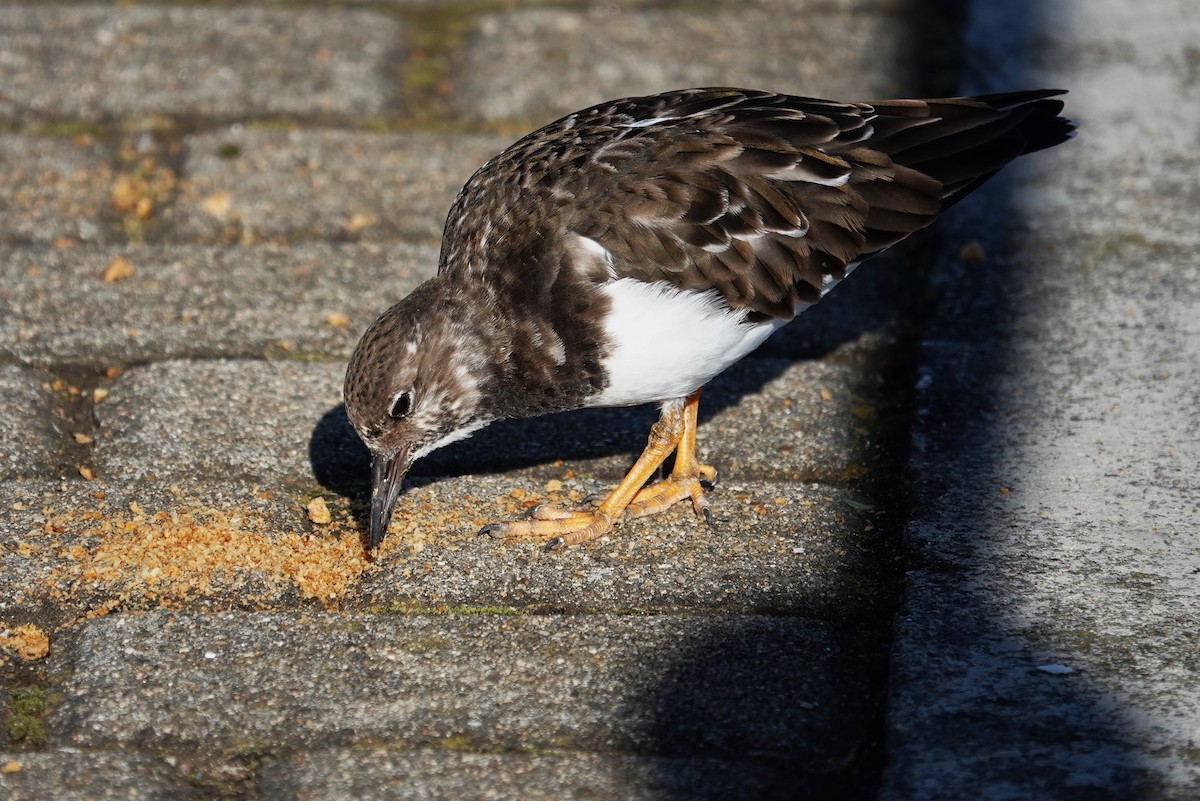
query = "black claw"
(544, 536, 566, 552)
(478, 524, 502, 537)
(701, 506, 714, 527)
(702, 469, 719, 489)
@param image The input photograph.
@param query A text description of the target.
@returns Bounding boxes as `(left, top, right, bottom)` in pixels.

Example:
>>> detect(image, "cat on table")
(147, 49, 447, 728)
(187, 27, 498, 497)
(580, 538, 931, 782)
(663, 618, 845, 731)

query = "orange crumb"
(1, 624, 50, 661)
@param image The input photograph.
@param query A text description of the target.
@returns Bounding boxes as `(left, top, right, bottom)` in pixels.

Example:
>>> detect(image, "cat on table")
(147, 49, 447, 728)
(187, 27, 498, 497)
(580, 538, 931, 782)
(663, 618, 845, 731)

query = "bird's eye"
(388, 390, 413, 419)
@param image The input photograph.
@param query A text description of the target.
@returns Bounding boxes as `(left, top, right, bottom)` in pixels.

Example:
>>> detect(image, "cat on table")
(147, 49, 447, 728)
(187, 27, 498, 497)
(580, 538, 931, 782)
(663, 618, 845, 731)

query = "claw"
(530, 504, 580, 521)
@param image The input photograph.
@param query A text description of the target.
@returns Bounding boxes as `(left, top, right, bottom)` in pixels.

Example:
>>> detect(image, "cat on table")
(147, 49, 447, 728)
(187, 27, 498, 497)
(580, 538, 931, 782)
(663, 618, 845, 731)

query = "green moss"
(443, 604, 520, 617)
(432, 734, 476, 751)
(261, 344, 342, 363)
(380, 600, 522, 617)
(20, 120, 107, 139)
(6, 687, 48, 746)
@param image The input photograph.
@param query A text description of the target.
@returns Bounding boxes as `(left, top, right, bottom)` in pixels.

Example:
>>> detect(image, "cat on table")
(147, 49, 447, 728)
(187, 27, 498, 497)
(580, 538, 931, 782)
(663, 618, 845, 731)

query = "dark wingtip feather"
(975, 89, 1077, 154)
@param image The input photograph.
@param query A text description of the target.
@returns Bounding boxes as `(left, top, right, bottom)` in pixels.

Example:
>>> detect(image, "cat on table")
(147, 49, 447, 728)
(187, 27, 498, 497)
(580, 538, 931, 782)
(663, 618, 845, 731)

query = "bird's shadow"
(309, 252, 916, 516)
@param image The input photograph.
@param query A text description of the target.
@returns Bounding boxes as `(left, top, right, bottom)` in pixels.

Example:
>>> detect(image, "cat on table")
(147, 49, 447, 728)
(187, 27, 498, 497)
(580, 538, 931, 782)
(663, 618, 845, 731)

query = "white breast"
(589, 278, 789, 407)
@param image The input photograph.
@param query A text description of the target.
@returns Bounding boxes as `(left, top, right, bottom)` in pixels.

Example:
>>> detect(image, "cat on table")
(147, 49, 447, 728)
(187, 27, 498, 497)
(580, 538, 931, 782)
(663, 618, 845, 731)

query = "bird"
(344, 87, 1074, 551)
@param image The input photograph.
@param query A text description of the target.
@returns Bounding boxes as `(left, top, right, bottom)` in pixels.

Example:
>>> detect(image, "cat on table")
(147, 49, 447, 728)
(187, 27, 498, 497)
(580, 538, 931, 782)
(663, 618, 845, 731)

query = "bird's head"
(343, 283, 493, 550)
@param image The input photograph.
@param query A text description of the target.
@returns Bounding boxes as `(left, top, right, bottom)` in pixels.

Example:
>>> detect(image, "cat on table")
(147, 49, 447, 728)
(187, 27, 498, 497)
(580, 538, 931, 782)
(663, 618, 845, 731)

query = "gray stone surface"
(91, 350, 902, 490)
(0, 243, 435, 364)
(452, 6, 915, 124)
(0, 136, 114, 243)
(355, 475, 885, 617)
(0, 6, 402, 122)
(0, 474, 884, 618)
(50, 611, 868, 773)
(0, 751, 191, 801)
(164, 131, 507, 244)
(0, 365, 63, 480)
(260, 750, 797, 801)
(881, 0, 1200, 797)
(95, 359, 346, 486)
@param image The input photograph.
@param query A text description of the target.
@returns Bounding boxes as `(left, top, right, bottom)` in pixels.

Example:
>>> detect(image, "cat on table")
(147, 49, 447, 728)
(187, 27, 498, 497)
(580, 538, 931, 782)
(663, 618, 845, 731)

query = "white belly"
(588, 278, 789, 407)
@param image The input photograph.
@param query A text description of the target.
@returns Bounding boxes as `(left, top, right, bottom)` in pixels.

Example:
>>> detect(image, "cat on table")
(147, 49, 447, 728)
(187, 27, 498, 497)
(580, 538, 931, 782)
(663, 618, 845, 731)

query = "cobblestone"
(0, 365, 63, 480)
(259, 750, 796, 801)
(49, 611, 867, 770)
(0, 752, 191, 801)
(0, 6, 403, 122)
(451, 5, 914, 125)
(163, 131, 507, 244)
(0, 135, 114, 244)
(0, 243, 435, 364)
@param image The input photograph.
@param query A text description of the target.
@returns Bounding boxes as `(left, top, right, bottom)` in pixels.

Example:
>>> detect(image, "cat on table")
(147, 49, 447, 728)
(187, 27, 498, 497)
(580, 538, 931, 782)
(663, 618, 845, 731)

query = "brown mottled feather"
(439, 88, 1073, 323)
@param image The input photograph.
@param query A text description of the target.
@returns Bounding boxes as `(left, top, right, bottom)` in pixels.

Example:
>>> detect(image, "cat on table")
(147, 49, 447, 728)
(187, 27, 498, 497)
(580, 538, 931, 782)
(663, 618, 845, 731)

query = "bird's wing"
(554, 88, 1065, 320)
(440, 88, 1070, 321)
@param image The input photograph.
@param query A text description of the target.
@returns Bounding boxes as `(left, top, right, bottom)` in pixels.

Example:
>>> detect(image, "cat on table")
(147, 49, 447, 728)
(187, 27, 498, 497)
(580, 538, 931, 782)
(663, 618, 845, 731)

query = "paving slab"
(48, 611, 869, 772)
(0, 751, 192, 801)
(0, 243, 435, 364)
(351, 474, 887, 618)
(0, 474, 886, 618)
(450, 4, 915, 124)
(163, 131, 507, 244)
(0, 365, 64, 480)
(94, 359, 346, 486)
(0, 5, 402, 122)
(260, 749, 798, 801)
(882, 0, 1200, 797)
(0, 136, 114, 244)
(91, 350, 902, 490)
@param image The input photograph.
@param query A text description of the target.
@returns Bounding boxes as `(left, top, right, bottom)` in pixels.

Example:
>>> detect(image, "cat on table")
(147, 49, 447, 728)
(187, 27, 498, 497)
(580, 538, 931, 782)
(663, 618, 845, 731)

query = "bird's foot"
(626, 463, 718, 525)
(479, 508, 617, 549)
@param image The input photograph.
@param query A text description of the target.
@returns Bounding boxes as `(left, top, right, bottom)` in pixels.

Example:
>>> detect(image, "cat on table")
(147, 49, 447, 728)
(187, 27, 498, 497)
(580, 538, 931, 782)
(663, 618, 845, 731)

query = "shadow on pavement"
(883, 0, 1165, 797)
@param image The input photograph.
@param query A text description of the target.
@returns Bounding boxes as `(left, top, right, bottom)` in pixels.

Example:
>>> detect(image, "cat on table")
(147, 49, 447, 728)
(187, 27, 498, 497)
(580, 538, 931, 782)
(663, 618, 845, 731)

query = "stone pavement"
(0, 1, 1195, 800)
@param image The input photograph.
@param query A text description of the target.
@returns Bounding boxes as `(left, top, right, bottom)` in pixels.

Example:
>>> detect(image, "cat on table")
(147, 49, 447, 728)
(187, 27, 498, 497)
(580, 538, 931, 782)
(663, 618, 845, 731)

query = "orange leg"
(626, 390, 717, 523)
(480, 390, 715, 548)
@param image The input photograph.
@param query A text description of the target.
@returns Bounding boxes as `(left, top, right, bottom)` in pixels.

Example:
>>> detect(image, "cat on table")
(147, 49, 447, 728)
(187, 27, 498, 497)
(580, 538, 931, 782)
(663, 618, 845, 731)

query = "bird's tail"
(870, 89, 1076, 209)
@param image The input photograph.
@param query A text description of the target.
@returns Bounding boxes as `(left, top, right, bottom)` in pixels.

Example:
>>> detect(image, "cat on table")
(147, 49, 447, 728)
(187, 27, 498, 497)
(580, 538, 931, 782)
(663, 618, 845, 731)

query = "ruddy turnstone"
(344, 87, 1073, 550)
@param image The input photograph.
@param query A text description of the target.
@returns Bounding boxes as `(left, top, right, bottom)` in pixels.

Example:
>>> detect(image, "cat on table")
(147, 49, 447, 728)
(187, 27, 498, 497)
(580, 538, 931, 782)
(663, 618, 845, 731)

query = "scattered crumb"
(110, 175, 139, 212)
(819, 387, 832, 402)
(325, 312, 350, 329)
(344, 212, 376, 233)
(92, 387, 109, 404)
(101, 255, 135, 283)
(53, 504, 369, 601)
(73, 432, 94, 445)
(1, 624, 50, 661)
(959, 240, 987, 264)
(201, 191, 233, 219)
(307, 497, 332, 525)
(1, 761, 20, 775)
(78, 466, 96, 481)
(544, 479, 563, 493)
